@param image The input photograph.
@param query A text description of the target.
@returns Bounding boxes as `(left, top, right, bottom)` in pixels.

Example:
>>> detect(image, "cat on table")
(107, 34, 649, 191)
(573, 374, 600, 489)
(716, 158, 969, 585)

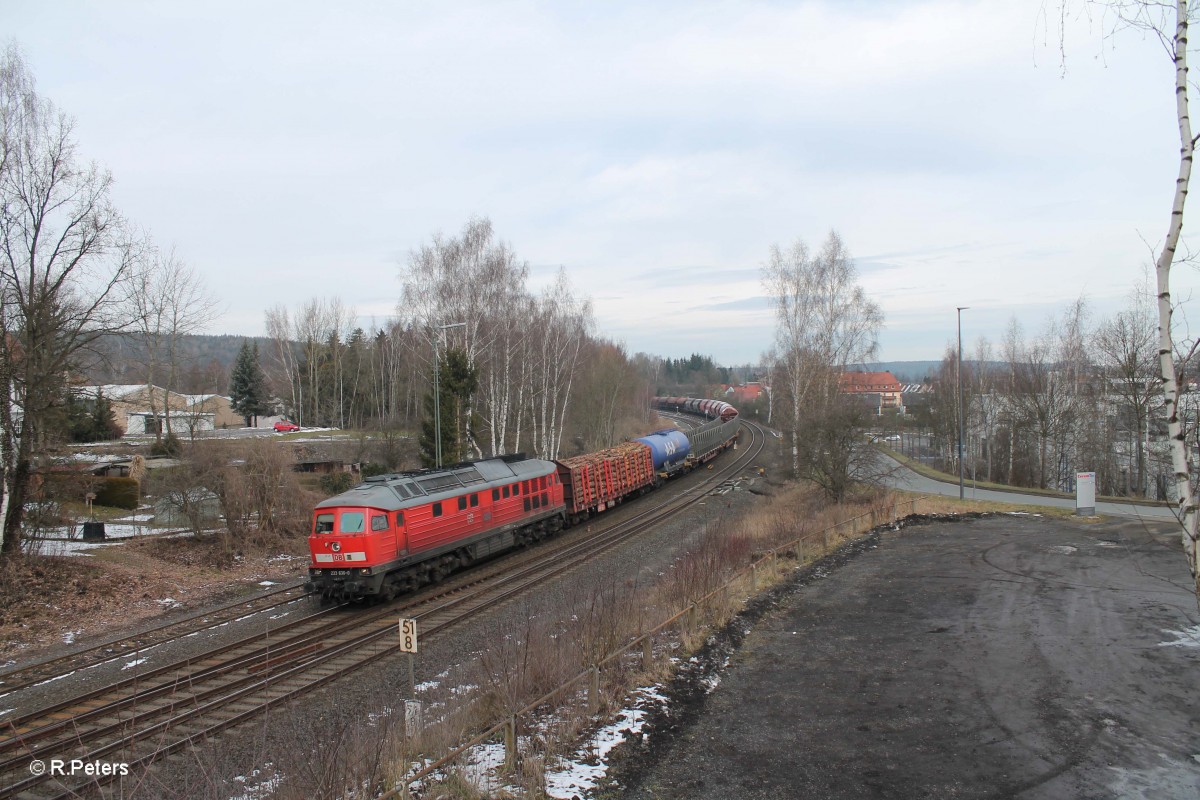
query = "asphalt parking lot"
(611, 512, 1200, 799)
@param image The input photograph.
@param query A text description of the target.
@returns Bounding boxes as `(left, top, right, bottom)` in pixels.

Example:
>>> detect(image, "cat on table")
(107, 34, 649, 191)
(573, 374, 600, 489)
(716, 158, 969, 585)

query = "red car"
(274, 420, 300, 433)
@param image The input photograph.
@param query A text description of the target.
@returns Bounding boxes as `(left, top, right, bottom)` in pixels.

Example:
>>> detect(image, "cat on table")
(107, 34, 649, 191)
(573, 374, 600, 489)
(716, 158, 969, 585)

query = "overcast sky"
(8, 0, 1198, 365)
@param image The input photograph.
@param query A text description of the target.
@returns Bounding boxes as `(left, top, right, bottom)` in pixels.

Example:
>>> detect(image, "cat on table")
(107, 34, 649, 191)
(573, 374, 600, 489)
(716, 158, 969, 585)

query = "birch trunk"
(1157, 0, 1199, 584)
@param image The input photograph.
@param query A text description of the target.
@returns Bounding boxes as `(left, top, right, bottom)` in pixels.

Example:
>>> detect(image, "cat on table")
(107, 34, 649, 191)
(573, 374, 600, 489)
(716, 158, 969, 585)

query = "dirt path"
(605, 513, 1200, 799)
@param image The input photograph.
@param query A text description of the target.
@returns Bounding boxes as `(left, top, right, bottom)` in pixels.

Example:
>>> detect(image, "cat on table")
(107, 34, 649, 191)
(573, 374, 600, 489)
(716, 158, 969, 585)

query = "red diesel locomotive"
(306, 399, 740, 602)
(307, 455, 564, 601)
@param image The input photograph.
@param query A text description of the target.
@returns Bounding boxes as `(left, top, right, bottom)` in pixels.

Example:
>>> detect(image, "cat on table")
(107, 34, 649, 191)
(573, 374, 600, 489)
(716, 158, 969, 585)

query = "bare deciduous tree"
(127, 243, 218, 446)
(0, 47, 137, 555)
(763, 230, 883, 482)
(1096, 278, 1159, 495)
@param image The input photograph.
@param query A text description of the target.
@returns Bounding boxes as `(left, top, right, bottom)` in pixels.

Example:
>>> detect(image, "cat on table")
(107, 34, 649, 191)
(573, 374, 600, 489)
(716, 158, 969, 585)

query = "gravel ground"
(600, 512, 1200, 800)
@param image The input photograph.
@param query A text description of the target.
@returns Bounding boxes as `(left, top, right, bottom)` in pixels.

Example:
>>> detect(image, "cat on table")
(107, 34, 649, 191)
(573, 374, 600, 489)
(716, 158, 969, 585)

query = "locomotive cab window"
(492, 488, 500, 501)
(432, 502, 443, 518)
(340, 512, 365, 533)
(315, 514, 334, 534)
(457, 496, 467, 511)
(470, 494, 479, 508)
(371, 515, 388, 532)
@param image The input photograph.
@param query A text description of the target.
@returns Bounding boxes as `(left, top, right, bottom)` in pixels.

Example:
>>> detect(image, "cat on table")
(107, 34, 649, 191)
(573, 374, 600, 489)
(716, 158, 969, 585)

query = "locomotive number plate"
(328, 569, 352, 576)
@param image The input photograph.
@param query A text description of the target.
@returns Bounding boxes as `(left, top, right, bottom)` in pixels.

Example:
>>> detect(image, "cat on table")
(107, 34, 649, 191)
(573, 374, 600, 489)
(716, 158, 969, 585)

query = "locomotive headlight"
(360, 567, 372, 575)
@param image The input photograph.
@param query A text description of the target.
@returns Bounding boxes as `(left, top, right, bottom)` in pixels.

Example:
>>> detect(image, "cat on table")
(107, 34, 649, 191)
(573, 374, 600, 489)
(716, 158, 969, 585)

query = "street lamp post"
(432, 321, 467, 469)
(957, 306, 969, 500)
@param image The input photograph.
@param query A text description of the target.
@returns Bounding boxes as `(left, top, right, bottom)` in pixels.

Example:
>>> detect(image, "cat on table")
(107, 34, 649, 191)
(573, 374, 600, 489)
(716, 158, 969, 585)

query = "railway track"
(0, 583, 312, 699)
(0, 420, 764, 799)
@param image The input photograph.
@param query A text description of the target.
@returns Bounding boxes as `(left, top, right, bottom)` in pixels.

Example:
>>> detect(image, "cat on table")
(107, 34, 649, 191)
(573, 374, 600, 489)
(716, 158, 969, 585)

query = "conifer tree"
(230, 341, 270, 426)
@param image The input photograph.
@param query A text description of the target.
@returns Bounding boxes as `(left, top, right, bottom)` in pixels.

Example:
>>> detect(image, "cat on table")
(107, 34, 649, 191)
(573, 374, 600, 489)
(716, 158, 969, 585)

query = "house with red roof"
(722, 382, 767, 404)
(839, 371, 904, 413)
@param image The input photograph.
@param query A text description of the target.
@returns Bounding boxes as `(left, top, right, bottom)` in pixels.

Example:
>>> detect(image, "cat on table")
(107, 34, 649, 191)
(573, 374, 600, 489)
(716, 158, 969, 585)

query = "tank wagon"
(306, 397, 741, 601)
(634, 429, 691, 476)
(652, 396, 738, 422)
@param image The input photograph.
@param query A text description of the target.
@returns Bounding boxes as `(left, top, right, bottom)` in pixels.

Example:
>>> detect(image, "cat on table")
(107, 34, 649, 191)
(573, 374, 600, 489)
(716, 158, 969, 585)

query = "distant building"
(75, 384, 239, 436)
(722, 382, 768, 404)
(840, 371, 903, 413)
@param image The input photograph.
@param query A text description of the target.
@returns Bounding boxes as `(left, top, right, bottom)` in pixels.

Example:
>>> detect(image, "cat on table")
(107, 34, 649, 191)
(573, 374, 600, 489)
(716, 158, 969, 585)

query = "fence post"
(642, 634, 653, 667)
(589, 665, 601, 714)
(504, 714, 517, 771)
(797, 538, 804, 563)
(824, 526, 832, 551)
(750, 562, 757, 591)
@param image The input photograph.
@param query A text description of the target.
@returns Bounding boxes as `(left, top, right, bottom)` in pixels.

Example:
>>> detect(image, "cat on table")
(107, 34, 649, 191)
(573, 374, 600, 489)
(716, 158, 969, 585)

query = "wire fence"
(384, 494, 930, 799)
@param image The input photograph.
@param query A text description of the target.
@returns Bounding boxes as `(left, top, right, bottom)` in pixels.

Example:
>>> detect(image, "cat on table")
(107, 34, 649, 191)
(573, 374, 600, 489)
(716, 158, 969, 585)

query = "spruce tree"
(417, 348, 477, 467)
(230, 340, 270, 426)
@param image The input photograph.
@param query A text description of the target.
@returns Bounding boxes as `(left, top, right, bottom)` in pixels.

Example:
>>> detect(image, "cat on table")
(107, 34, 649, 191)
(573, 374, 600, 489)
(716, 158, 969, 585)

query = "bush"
(150, 434, 182, 458)
(94, 477, 139, 510)
(320, 472, 354, 494)
(360, 462, 390, 479)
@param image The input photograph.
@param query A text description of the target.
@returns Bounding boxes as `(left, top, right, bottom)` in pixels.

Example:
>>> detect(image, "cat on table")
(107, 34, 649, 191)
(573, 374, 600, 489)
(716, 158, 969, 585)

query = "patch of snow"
(0, 709, 13, 717)
(112, 512, 155, 523)
(1158, 625, 1200, 649)
(1107, 759, 1200, 799)
(543, 687, 666, 799)
(1096, 541, 1121, 548)
(227, 764, 281, 800)
(414, 680, 440, 693)
(33, 671, 76, 687)
(1045, 545, 1078, 555)
(62, 629, 82, 645)
(460, 742, 507, 794)
(157, 598, 183, 609)
(122, 658, 148, 670)
(258, 580, 276, 587)
(25, 538, 109, 557)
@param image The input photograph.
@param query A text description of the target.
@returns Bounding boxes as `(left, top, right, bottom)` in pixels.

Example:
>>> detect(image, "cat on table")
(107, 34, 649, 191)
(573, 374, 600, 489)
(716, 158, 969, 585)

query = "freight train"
(305, 398, 740, 601)
(653, 396, 739, 422)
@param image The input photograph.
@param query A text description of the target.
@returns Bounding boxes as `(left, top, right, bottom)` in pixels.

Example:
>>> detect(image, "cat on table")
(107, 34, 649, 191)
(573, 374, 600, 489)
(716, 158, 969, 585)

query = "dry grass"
(399, 484, 924, 797)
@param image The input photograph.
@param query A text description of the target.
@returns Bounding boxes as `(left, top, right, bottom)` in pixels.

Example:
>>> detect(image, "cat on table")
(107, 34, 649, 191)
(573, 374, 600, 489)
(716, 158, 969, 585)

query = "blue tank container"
(634, 429, 691, 472)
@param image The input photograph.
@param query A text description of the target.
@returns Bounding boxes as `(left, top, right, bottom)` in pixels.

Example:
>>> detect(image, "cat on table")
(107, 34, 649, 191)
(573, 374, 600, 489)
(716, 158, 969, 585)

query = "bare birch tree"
(763, 230, 883, 484)
(1058, 0, 1200, 585)
(265, 304, 300, 419)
